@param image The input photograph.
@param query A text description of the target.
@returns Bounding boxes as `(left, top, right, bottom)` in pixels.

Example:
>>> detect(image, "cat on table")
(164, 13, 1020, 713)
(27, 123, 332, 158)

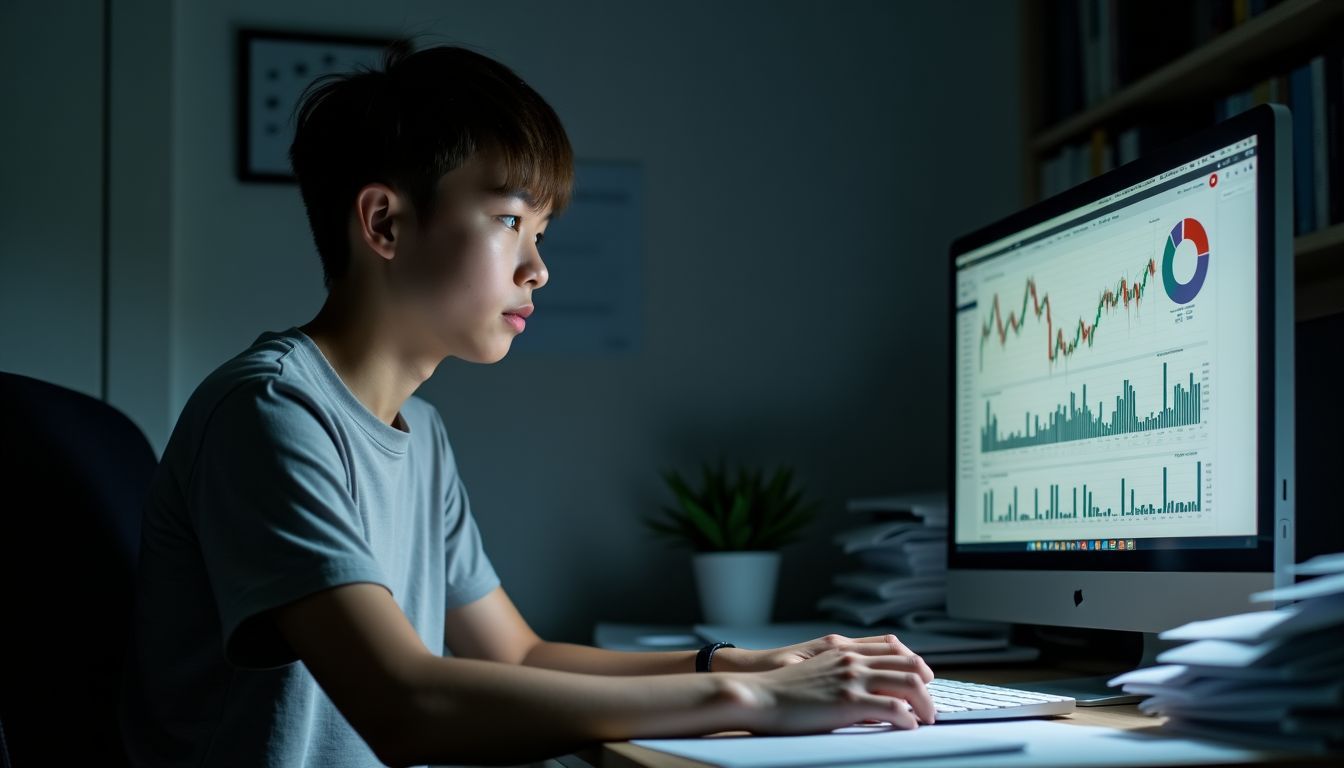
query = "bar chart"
(980, 362, 1204, 452)
(980, 456, 1208, 530)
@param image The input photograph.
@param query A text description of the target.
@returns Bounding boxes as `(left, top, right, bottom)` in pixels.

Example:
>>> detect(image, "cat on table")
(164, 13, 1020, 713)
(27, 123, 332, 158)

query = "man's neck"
(299, 292, 441, 429)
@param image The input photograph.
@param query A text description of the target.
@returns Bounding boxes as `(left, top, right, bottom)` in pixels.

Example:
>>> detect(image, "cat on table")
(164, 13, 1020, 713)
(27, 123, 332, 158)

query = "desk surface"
(591, 663, 1332, 768)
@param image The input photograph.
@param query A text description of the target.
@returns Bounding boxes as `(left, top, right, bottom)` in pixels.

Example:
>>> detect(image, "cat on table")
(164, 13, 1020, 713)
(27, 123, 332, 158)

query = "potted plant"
(645, 462, 818, 626)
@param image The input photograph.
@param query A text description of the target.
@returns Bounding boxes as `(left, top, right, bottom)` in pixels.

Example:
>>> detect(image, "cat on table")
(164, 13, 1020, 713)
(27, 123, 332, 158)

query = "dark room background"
(0, 0, 1022, 641)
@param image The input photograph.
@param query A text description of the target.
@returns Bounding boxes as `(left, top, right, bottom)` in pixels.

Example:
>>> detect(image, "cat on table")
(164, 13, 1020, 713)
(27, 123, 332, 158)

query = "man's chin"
(460, 340, 512, 365)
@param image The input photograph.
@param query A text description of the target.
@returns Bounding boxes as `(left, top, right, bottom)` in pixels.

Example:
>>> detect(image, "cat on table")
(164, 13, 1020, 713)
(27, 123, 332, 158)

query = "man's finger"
(827, 633, 916, 653)
(861, 655, 930, 674)
(842, 638, 934, 683)
(850, 634, 901, 645)
(865, 670, 936, 724)
(861, 652, 935, 684)
(881, 634, 933, 682)
(836, 642, 892, 655)
(838, 642, 922, 658)
(851, 692, 920, 730)
(882, 633, 917, 657)
(849, 633, 919, 660)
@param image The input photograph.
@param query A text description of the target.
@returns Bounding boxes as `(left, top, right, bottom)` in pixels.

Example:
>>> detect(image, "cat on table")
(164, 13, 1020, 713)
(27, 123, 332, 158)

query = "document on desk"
(630, 725, 1023, 768)
(632, 720, 1275, 768)
(1293, 551, 1344, 576)
(1250, 571, 1344, 602)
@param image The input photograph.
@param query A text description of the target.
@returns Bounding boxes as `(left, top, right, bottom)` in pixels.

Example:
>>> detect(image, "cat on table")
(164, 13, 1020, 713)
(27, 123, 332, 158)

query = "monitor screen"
(946, 105, 1292, 633)
(953, 135, 1261, 557)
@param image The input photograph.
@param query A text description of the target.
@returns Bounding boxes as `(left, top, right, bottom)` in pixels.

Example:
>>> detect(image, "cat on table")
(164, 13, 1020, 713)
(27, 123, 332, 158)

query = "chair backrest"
(0, 372, 156, 767)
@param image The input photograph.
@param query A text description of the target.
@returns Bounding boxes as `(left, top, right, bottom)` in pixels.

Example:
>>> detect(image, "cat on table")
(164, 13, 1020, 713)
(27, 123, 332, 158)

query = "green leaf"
(682, 497, 726, 549)
(704, 462, 723, 507)
(766, 467, 792, 504)
(651, 462, 815, 551)
(662, 470, 696, 505)
(726, 492, 751, 548)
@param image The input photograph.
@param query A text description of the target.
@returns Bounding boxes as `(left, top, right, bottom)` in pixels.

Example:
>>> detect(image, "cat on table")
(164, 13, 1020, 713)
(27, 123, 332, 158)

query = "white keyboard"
(926, 678, 1075, 721)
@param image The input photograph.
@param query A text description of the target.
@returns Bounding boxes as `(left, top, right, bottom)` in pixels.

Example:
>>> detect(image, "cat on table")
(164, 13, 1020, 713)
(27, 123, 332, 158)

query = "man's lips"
(503, 304, 533, 332)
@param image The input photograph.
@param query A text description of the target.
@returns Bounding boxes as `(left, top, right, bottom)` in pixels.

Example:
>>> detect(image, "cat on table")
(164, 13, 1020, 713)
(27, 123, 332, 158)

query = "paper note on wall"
(509, 162, 643, 356)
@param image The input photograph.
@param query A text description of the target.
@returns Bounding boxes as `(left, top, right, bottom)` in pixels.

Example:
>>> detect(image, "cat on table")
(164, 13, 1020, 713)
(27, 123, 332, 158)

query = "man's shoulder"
(169, 329, 330, 447)
(199, 327, 312, 394)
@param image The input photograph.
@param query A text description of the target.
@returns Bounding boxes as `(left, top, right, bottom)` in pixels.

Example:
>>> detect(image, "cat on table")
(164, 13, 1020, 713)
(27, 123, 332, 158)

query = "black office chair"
(0, 372, 156, 767)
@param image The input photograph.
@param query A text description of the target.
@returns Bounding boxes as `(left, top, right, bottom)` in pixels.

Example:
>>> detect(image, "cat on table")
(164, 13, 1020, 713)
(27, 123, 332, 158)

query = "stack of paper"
(816, 493, 1015, 647)
(1108, 551, 1344, 753)
(816, 494, 948, 625)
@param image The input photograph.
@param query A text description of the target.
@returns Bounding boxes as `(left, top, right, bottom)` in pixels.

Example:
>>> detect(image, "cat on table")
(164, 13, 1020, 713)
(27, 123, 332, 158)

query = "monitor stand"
(1011, 632, 1171, 706)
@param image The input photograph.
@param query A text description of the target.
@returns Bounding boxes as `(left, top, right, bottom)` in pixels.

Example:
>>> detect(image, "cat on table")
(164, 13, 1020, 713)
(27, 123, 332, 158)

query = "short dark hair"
(289, 42, 574, 288)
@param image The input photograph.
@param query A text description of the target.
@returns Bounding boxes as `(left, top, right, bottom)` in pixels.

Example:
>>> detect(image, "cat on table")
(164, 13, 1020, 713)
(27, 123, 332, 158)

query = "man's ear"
(352, 183, 405, 263)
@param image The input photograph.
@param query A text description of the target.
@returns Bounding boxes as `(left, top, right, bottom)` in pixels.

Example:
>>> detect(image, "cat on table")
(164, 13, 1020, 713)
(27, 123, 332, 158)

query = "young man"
(119, 43, 935, 767)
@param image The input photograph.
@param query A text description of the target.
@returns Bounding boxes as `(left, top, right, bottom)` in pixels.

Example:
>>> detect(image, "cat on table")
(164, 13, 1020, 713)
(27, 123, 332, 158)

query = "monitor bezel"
(946, 104, 1283, 574)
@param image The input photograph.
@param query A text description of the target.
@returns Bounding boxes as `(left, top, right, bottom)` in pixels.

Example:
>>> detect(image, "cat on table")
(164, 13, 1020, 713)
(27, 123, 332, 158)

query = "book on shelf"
(1041, 0, 1289, 124)
(1037, 49, 1343, 238)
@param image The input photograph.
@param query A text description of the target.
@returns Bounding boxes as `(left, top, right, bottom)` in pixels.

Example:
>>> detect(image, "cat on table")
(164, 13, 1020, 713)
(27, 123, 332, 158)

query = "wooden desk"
(584, 663, 1333, 768)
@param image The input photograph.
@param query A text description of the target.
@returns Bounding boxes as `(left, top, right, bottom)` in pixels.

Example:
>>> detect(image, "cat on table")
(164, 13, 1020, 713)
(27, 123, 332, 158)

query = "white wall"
(0, 0, 177, 452)
(0, 1, 105, 398)
(108, 0, 176, 455)
(168, 0, 1022, 641)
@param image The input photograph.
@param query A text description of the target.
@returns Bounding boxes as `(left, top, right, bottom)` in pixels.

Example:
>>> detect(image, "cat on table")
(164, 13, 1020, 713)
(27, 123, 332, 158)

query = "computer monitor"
(946, 105, 1294, 642)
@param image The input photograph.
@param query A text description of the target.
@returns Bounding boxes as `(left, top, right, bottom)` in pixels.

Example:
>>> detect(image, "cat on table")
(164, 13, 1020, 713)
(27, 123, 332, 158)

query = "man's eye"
(498, 214, 520, 230)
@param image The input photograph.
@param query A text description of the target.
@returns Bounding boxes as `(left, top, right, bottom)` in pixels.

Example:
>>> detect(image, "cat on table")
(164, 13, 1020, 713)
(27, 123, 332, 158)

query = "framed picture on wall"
(236, 28, 401, 182)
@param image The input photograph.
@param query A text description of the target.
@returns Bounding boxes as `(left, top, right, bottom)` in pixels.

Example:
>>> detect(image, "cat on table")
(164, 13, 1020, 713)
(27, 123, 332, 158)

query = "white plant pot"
(692, 551, 781, 626)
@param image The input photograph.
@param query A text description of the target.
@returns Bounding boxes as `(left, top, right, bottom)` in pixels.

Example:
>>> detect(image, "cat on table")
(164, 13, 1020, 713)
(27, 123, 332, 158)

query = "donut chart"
(1162, 217, 1210, 305)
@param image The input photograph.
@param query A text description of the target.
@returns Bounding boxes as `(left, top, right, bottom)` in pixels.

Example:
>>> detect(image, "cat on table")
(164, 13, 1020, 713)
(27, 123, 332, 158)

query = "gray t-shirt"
(120, 326, 500, 767)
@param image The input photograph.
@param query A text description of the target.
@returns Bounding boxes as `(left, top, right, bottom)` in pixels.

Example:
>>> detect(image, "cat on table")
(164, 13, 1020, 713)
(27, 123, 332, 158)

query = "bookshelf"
(1020, 0, 1344, 320)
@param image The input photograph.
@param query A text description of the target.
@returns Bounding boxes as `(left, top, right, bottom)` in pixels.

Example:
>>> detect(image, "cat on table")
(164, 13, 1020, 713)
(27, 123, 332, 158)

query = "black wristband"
(695, 642, 735, 672)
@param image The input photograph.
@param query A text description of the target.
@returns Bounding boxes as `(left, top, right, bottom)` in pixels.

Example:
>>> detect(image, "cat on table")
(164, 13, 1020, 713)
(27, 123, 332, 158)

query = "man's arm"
(275, 583, 933, 767)
(443, 586, 706, 673)
(445, 587, 935, 679)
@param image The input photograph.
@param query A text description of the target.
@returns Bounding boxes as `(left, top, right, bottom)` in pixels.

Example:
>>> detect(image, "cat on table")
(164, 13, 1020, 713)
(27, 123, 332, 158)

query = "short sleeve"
(432, 411, 500, 612)
(189, 379, 389, 669)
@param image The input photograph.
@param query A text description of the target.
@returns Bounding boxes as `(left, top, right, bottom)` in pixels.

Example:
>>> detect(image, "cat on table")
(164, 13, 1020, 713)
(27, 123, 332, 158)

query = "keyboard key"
(924, 679, 1076, 722)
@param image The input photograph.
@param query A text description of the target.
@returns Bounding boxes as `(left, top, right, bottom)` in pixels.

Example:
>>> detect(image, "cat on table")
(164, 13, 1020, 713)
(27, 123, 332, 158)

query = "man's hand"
(717, 633, 935, 683)
(730, 646, 937, 733)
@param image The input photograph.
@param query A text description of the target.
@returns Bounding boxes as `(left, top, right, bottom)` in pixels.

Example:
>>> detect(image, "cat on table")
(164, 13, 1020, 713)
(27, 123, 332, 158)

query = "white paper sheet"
(1158, 608, 1297, 642)
(633, 719, 1270, 768)
(1160, 598, 1344, 643)
(896, 609, 1010, 637)
(845, 493, 948, 526)
(1108, 664, 1191, 688)
(832, 571, 946, 600)
(1251, 571, 1344, 602)
(816, 592, 953, 626)
(1294, 551, 1344, 576)
(1146, 680, 1344, 708)
(833, 522, 945, 554)
(1156, 638, 1282, 667)
(632, 725, 1022, 768)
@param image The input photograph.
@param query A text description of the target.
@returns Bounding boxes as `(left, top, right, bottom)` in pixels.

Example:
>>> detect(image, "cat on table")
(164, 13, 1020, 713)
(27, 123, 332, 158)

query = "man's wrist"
(708, 672, 766, 732)
(706, 646, 757, 673)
